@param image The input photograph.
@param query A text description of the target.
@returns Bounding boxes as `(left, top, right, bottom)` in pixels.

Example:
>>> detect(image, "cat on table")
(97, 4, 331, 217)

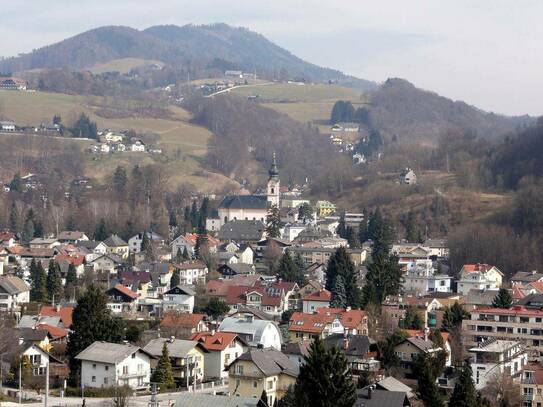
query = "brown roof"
(40, 305, 74, 328)
(226, 285, 282, 307)
(55, 254, 85, 266)
(315, 307, 366, 330)
(303, 289, 331, 302)
(110, 284, 138, 300)
(160, 313, 205, 329)
(289, 311, 337, 334)
(37, 324, 68, 340)
(190, 331, 242, 351)
(175, 260, 207, 270)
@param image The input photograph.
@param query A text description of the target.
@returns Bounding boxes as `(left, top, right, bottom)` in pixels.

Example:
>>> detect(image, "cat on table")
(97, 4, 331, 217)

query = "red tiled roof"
(36, 323, 68, 340)
(315, 307, 366, 330)
(512, 286, 527, 300)
(111, 284, 138, 300)
(473, 305, 543, 316)
(462, 264, 494, 274)
(529, 281, 543, 293)
(289, 311, 337, 334)
(225, 285, 282, 307)
(55, 254, 85, 266)
(160, 313, 205, 328)
(0, 231, 15, 242)
(40, 305, 74, 328)
(190, 331, 239, 351)
(303, 289, 331, 302)
(183, 233, 220, 247)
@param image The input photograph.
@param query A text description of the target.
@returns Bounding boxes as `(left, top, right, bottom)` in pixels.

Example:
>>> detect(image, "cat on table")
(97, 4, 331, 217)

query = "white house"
(162, 285, 196, 313)
(0, 275, 30, 311)
(12, 342, 56, 376)
(457, 264, 503, 295)
(282, 223, 308, 242)
(470, 339, 527, 389)
(128, 232, 165, 254)
(219, 315, 282, 350)
(0, 121, 16, 132)
(90, 254, 123, 274)
(174, 261, 208, 285)
(402, 260, 452, 295)
(191, 331, 247, 380)
(130, 140, 146, 152)
(76, 341, 152, 390)
(100, 144, 111, 153)
(302, 289, 331, 313)
(400, 168, 417, 185)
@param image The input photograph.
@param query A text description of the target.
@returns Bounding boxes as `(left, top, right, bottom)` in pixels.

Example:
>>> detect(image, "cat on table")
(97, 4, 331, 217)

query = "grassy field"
(230, 82, 361, 102)
(0, 90, 233, 191)
(88, 58, 164, 74)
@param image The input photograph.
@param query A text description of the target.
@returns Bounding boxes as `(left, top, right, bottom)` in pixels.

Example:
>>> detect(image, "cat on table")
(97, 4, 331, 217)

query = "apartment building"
(462, 306, 543, 357)
(520, 362, 543, 407)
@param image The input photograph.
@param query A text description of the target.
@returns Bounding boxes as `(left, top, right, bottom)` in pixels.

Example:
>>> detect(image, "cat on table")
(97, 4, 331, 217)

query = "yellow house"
(316, 200, 336, 217)
(143, 338, 207, 386)
(103, 234, 130, 259)
(228, 348, 298, 406)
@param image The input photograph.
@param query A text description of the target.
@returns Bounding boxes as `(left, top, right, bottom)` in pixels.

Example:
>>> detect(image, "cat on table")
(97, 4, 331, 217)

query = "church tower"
(267, 152, 280, 207)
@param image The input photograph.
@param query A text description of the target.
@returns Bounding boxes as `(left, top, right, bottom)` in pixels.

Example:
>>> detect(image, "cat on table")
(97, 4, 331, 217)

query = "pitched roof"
(282, 341, 311, 358)
(55, 253, 85, 266)
(103, 234, 128, 247)
(0, 275, 29, 294)
(512, 271, 543, 283)
(218, 221, 266, 242)
(234, 306, 274, 321)
(289, 311, 339, 334)
(219, 317, 279, 346)
(226, 285, 282, 307)
(76, 341, 150, 364)
(462, 263, 503, 275)
(108, 284, 138, 300)
(16, 327, 49, 341)
(355, 389, 409, 407)
(175, 260, 207, 270)
(40, 305, 74, 328)
(219, 195, 269, 210)
(234, 348, 299, 377)
(164, 285, 196, 296)
(219, 263, 255, 275)
(143, 338, 206, 358)
(303, 289, 331, 302)
(160, 313, 205, 329)
(376, 376, 415, 398)
(403, 337, 439, 352)
(315, 308, 366, 330)
(36, 324, 69, 340)
(57, 231, 87, 240)
(322, 334, 375, 357)
(190, 331, 243, 351)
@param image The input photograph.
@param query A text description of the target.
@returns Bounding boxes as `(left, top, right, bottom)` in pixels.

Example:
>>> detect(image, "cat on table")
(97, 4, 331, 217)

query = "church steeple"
(267, 152, 280, 207)
(269, 152, 279, 180)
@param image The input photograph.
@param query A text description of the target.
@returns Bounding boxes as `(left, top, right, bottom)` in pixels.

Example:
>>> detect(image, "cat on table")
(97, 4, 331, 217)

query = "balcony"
(119, 372, 147, 379)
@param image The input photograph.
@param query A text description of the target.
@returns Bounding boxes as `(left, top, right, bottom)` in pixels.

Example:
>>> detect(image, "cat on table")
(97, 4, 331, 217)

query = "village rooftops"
(57, 231, 87, 241)
(40, 305, 74, 328)
(289, 312, 339, 334)
(217, 220, 266, 242)
(160, 313, 205, 329)
(472, 305, 543, 316)
(191, 331, 246, 351)
(103, 234, 128, 247)
(461, 263, 503, 275)
(0, 275, 29, 295)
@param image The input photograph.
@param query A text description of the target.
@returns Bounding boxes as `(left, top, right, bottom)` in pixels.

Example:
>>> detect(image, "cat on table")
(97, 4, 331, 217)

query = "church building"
(217, 154, 280, 226)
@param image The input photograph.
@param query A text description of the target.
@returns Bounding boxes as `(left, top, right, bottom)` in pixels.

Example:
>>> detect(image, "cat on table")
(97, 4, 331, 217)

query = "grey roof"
(92, 253, 124, 264)
(405, 337, 438, 352)
(424, 238, 447, 247)
(323, 334, 375, 358)
(219, 195, 269, 210)
(164, 285, 196, 296)
(511, 271, 543, 283)
(282, 341, 311, 358)
(0, 275, 29, 295)
(18, 315, 60, 328)
(16, 328, 49, 341)
(234, 306, 274, 321)
(377, 376, 415, 399)
(103, 234, 128, 247)
(219, 263, 255, 275)
(465, 289, 500, 306)
(219, 317, 280, 347)
(57, 231, 87, 240)
(517, 293, 543, 308)
(356, 388, 409, 407)
(76, 341, 150, 364)
(143, 338, 206, 358)
(235, 348, 299, 377)
(29, 238, 58, 245)
(171, 394, 258, 407)
(218, 220, 266, 242)
(76, 240, 103, 250)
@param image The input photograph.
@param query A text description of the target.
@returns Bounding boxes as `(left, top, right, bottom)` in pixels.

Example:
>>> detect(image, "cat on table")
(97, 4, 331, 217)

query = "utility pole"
(0, 353, 3, 396)
(44, 362, 49, 407)
(18, 357, 22, 404)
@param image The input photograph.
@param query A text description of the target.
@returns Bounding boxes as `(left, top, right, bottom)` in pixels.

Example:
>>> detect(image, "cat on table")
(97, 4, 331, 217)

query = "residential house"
(39, 305, 74, 329)
(0, 120, 16, 131)
(394, 337, 448, 373)
(29, 238, 60, 249)
(400, 168, 417, 185)
(76, 240, 108, 262)
(520, 362, 543, 407)
(76, 341, 152, 389)
(402, 259, 452, 295)
(289, 246, 366, 267)
(225, 281, 296, 316)
(91, 253, 124, 274)
(282, 223, 308, 242)
(0, 231, 17, 248)
(162, 285, 196, 313)
(469, 339, 527, 389)
(170, 233, 219, 258)
(57, 231, 89, 244)
(457, 264, 504, 295)
(355, 387, 411, 407)
(315, 200, 336, 217)
(191, 331, 247, 380)
(228, 348, 299, 406)
(128, 232, 165, 254)
(5, 341, 66, 382)
(423, 238, 449, 259)
(217, 263, 255, 279)
(55, 253, 86, 279)
(323, 334, 379, 376)
(159, 313, 208, 339)
(288, 311, 344, 342)
(106, 284, 138, 314)
(512, 271, 543, 286)
(462, 305, 543, 357)
(103, 235, 130, 259)
(16, 328, 52, 351)
(282, 341, 311, 367)
(302, 289, 331, 313)
(130, 140, 146, 152)
(0, 275, 30, 311)
(382, 295, 443, 331)
(219, 315, 282, 350)
(144, 338, 207, 386)
(173, 260, 208, 285)
(315, 307, 369, 335)
(298, 280, 324, 298)
(0, 77, 27, 90)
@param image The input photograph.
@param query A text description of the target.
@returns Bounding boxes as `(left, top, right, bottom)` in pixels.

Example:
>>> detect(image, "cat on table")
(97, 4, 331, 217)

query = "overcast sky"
(1, 0, 542, 116)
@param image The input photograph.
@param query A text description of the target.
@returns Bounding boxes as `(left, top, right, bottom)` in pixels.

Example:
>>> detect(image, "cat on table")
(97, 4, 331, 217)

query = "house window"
(29, 355, 41, 365)
(236, 365, 244, 375)
(92, 376, 96, 382)
(267, 380, 273, 390)
(105, 366, 109, 371)
(123, 366, 128, 375)
(93, 364, 96, 369)
(104, 378, 108, 385)
(132, 353, 136, 359)
(253, 381, 258, 388)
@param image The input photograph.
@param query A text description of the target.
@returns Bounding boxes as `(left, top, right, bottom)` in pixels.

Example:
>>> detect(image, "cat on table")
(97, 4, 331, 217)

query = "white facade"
(302, 299, 329, 313)
(130, 141, 146, 152)
(457, 266, 503, 296)
(176, 264, 208, 285)
(0, 283, 29, 311)
(206, 218, 221, 232)
(20, 344, 50, 376)
(282, 224, 307, 242)
(80, 351, 151, 390)
(202, 339, 246, 380)
(162, 287, 195, 313)
(470, 340, 527, 390)
(219, 316, 282, 350)
(403, 260, 452, 295)
(218, 207, 267, 225)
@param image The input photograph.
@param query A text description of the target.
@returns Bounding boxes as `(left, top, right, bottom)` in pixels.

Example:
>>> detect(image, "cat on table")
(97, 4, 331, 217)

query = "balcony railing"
(118, 372, 146, 379)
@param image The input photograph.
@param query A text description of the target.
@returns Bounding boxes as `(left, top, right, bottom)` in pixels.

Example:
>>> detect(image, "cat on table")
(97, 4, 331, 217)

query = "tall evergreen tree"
(113, 165, 128, 195)
(266, 205, 281, 238)
(94, 218, 108, 241)
(182, 247, 191, 260)
(362, 252, 402, 306)
(46, 260, 62, 302)
(67, 285, 125, 384)
(9, 201, 18, 232)
(23, 209, 36, 242)
(404, 210, 418, 242)
(66, 263, 77, 285)
(169, 210, 178, 228)
(345, 226, 360, 248)
(152, 343, 175, 388)
(325, 247, 362, 308)
(337, 213, 347, 238)
(330, 275, 347, 309)
(442, 302, 470, 331)
(491, 288, 513, 308)
(358, 208, 369, 243)
(9, 173, 23, 193)
(399, 306, 424, 330)
(448, 362, 478, 407)
(293, 337, 357, 407)
(30, 261, 48, 302)
(413, 353, 445, 407)
(297, 203, 313, 224)
(190, 201, 199, 229)
(367, 208, 394, 260)
(276, 252, 305, 286)
(170, 270, 180, 288)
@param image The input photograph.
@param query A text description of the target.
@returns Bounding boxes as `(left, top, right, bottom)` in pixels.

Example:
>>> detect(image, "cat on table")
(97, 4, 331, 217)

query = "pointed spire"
(269, 152, 279, 179)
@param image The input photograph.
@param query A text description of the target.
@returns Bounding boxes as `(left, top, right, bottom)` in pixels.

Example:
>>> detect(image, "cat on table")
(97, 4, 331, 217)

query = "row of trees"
(29, 259, 77, 303)
(330, 100, 370, 126)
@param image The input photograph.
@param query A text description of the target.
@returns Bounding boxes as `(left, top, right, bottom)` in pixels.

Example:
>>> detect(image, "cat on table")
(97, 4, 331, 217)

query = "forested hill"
(0, 23, 375, 89)
(365, 78, 532, 140)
